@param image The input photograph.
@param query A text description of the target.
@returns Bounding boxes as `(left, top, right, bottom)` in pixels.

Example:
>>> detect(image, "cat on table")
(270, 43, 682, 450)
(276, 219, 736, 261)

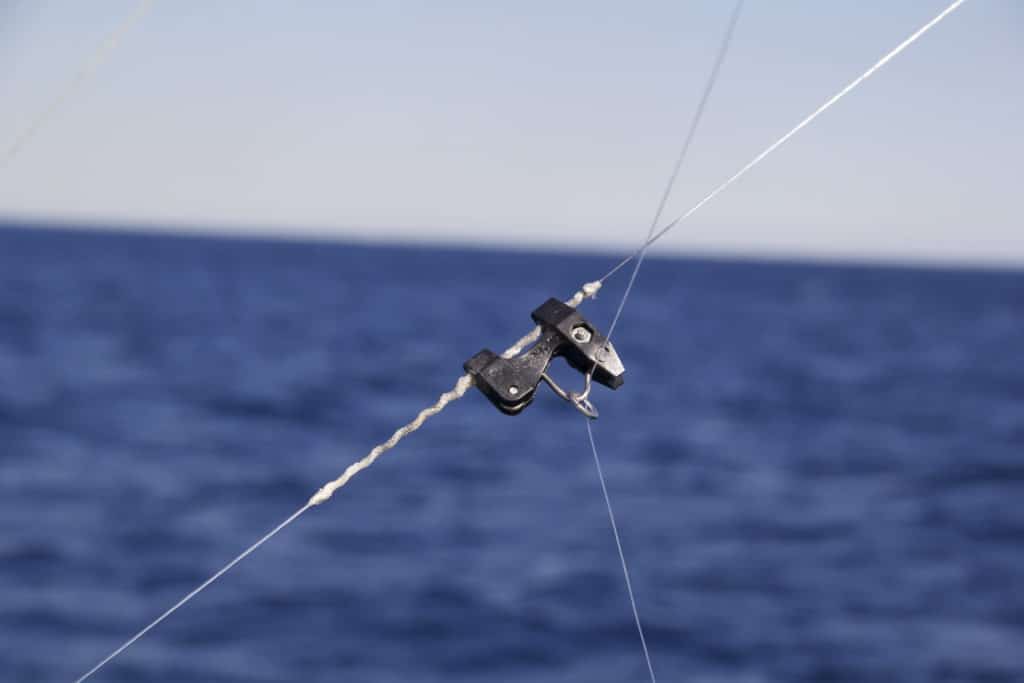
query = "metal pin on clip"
(463, 298, 625, 419)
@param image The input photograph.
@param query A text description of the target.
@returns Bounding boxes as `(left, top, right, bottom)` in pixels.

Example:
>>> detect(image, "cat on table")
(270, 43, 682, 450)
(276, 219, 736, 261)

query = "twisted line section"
(307, 374, 474, 506)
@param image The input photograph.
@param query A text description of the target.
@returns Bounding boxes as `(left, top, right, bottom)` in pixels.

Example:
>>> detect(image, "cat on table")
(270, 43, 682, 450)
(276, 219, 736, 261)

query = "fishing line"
(604, 0, 745, 345)
(597, 0, 970, 286)
(581, 4, 745, 681)
(586, 420, 657, 683)
(576, 2, 968, 680)
(578, 3, 967, 677)
(73, 283, 602, 682)
(73, 503, 310, 683)
(2, 0, 157, 169)
(72, 1, 970, 679)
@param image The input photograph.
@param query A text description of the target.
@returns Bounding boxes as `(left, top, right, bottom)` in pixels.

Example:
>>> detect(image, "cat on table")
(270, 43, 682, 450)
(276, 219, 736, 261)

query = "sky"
(1, 1, 1021, 266)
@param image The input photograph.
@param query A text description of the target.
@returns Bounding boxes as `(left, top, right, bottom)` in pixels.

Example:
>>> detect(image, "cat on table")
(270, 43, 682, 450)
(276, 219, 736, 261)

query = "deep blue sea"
(1, 224, 1022, 682)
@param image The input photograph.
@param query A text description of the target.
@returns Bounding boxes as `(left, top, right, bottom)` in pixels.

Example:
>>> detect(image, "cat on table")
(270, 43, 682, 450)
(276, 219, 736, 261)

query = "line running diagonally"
(71, 1, 971, 680)
(580, 3, 745, 682)
(2, 0, 156, 169)
(582, 2, 969, 682)
(586, 420, 657, 683)
(73, 504, 310, 683)
(598, 0, 970, 285)
(604, 0, 745, 344)
(73, 284, 601, 682)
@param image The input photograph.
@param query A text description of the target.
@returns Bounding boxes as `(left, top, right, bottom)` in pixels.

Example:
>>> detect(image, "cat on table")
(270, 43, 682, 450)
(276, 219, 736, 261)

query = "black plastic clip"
(463, 298, 625, 419)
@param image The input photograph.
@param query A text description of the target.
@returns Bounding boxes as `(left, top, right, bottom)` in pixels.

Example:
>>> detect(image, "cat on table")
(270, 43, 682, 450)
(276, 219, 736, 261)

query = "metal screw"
(508, 385, 519, 396)
(572, 325, 592, 343)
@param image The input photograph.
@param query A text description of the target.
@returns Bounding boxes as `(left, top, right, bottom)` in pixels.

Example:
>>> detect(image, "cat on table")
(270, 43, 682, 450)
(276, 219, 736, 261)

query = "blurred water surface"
(1, 224, 1022, 682)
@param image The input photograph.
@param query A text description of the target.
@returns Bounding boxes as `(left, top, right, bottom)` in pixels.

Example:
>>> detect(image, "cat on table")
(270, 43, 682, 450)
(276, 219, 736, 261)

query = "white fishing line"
(72, 281, 602, 681)
(586, 420, 658, 683)
(604, 0, 746, 345)
(585, 0, 966, 675)
(2, 0, 157, 169)
(71, 0, 971, 678)
(73, 503, 309, 683)
(582, 4, 745, 681)
(599, 0, 971, 285)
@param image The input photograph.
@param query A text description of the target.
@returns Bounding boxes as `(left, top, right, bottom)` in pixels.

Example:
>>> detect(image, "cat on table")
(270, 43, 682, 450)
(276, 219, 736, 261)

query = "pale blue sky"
(1, 1, 1021, 265)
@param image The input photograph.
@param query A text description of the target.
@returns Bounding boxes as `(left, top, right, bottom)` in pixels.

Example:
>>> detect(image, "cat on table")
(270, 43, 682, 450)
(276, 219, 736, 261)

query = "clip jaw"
(464, 298, 625, 418)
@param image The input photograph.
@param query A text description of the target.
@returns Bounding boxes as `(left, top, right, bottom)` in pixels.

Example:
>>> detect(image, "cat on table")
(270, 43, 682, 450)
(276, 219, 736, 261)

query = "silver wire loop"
(540, 368, 599, 419)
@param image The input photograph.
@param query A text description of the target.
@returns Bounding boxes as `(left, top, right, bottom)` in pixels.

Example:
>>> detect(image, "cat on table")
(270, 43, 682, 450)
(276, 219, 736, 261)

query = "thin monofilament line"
(3, 0, 157, 169)
(584, 5, 745, 680)
(70, 2, 970, 679)
(598, 0, 970, 286)
(73, 503, 310, 683)
(72, 283, 603, 682)
(583, 3, 967, 679)
(604, 0, 745, 344)
(586, 420, 657, 683)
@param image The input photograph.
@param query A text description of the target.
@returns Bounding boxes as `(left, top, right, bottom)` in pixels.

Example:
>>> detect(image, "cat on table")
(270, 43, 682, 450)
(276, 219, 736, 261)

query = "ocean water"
(0, 224, 1022, 683)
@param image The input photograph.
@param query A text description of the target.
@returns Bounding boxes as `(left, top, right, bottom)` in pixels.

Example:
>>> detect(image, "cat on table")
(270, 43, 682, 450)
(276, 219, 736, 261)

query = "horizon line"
(1, 212, 1021, 275)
